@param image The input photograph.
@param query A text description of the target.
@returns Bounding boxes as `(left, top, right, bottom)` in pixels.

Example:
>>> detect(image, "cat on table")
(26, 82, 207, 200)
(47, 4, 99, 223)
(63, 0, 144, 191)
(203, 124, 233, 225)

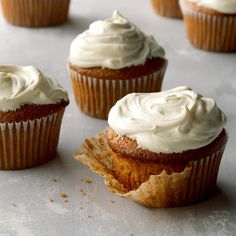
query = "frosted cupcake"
(0, 65, 69, 170)
(151, 0, 183, 18)
(68, 11, 167, 119)
(180, 0, 236, 52)
(75, 87, 227, 208)
(1, 0, 70, 27)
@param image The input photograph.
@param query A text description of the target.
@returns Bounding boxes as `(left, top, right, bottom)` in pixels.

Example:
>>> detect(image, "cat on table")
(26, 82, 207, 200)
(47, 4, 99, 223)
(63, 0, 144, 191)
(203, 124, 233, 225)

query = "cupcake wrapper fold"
(75, 132, 227, 208)
(0, 110, 65, 170)
(1, 0, 70, 27)
(180, 0, 236, 52)
(69, 65, 167, 119)
(151, 0, 182, 19)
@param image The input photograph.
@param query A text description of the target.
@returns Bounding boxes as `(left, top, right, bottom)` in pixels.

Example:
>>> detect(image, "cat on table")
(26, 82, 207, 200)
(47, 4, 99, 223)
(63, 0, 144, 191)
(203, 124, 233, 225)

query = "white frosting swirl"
(188, 0, 236, 14)
(0, 65, 68, 112)
(108, 86, 226, 153)
(69, 11, 165, 70)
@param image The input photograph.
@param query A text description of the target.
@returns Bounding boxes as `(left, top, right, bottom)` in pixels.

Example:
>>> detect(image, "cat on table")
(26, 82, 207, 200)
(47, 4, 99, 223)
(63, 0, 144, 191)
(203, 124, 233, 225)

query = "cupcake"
(0, 65, 69, 170)
(151, 0, 183, 18)
(1, 0, 70, 27)
(180, 0, 236, 52)
(75, 86, 227, 208)
(68, 10, 167, 119)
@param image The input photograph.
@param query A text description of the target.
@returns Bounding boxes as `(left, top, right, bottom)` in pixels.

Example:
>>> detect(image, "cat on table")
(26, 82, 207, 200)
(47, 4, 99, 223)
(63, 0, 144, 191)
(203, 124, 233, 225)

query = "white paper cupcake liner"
(75, 132, 227, 208)
(1, 0, 70, 27)
(69, 65, 167, 119)
(0, 109, 65, 170)
(151, 0, 182, 19)
(180, 0, 236, 52)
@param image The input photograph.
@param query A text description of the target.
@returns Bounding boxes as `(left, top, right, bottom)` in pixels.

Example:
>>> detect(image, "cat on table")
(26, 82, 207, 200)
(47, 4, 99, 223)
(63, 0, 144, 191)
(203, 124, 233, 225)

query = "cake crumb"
(60, 193, 68, 198)
(80, 189, 87, 196)
(12, 203, 17, 207)
(85, 179, 92, 184)
(87, 215, 92, 218)
(80, 206, 83, 210)
(49, 198, 54, 202)
(52, 177, 59, 182)
(64, 199, 69, 203)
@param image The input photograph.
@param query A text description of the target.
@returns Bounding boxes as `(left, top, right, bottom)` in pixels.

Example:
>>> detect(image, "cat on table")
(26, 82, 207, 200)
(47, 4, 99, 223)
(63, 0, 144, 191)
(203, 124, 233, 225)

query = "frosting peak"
(69, 11, 165, 69)
(0, 65, 68, 112)
(108, 86, 226, 153)
(188, 0, 236, 14)
(108, 10, 128, 24)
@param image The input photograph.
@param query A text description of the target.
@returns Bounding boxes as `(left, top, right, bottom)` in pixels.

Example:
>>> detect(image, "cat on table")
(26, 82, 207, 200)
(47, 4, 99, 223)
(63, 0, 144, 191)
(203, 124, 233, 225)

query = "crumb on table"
(12, 203, 17, 207)
(80, 189, 87, 196)
(49, 198, 54, 202)
(60, 193, 68, 198)
(52, 177, 59, 182)
(85, 179, 92, 184)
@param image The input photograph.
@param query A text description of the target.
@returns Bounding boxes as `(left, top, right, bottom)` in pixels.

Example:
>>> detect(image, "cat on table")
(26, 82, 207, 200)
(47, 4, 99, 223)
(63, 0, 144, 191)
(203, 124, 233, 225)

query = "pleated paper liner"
(1, 0, 70, 27)
(74, 132, 227, 208)
(180, 0, 236, 52)
(151, 0, 182, 19)
(69, 64, 167, 119)
(0, 109, 65, 170)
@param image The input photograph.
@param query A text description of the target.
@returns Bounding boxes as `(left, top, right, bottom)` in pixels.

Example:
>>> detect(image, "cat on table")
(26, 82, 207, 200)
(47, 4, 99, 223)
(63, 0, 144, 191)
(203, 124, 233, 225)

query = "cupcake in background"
(68, 10, 167, 119)
(75, 87, 227, 208)
(0, 65, 69, 170)
(180, 0, 236, 52)
(1, 0, 70, 27)
(151, 0, 183, 19)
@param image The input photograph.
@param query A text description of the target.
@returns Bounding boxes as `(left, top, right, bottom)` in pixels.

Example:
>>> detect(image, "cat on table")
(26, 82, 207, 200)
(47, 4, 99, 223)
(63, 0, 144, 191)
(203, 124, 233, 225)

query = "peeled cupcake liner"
(69, 64, 167, 119)
(74, 132, 227, 208)
(1, 0, 70, 27)
(151, 0, 183, 19)
(0, 109, 65, 170)
(180, 0, 236, 52)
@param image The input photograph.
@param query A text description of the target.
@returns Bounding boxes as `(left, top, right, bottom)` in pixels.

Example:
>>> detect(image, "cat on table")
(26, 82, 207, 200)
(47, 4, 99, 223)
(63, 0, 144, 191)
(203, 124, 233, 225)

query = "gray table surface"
(0, 0, 235, 235)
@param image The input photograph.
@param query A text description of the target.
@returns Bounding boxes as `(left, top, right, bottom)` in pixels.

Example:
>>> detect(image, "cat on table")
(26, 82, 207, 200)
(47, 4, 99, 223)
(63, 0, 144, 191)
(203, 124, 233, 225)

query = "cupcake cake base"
(180, 0, 236, 52)
(0, 102, 68, 170)
(69, 58, 167, 119)
(1, 0, 70, 27)
(151, 0, 183, 19)
(75, 130, 227, 208)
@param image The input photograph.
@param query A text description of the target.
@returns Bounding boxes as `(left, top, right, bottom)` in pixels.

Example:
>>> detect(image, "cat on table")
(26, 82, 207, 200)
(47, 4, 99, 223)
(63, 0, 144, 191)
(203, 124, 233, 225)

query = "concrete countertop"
(0, 0, 235, 235)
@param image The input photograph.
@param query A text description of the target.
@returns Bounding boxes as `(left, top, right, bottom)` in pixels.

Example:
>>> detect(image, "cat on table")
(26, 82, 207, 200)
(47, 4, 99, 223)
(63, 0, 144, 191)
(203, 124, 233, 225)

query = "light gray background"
(0, 0, 235, 235)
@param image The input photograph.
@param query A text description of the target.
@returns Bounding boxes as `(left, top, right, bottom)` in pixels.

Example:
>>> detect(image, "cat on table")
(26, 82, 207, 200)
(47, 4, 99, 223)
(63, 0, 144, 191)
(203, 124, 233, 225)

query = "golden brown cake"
(69, 57, 167, 119)
(75, 87, 228, 208)
(180, 0, 236, 52)
(106, 127, 227, 192)
(0, 65, 69, 170)
(1, 0, 70, 27)
(151, 0, 183, 19)
(68, 11, 167, 119)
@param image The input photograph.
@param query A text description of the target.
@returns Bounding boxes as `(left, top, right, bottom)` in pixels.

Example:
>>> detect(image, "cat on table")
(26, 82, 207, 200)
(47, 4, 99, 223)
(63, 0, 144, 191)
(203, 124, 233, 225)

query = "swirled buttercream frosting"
(108, 86, 226, 153)
(0, 65, 68, 112)
(69, 10, 165, 69)
(188, 0, 236, 14)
